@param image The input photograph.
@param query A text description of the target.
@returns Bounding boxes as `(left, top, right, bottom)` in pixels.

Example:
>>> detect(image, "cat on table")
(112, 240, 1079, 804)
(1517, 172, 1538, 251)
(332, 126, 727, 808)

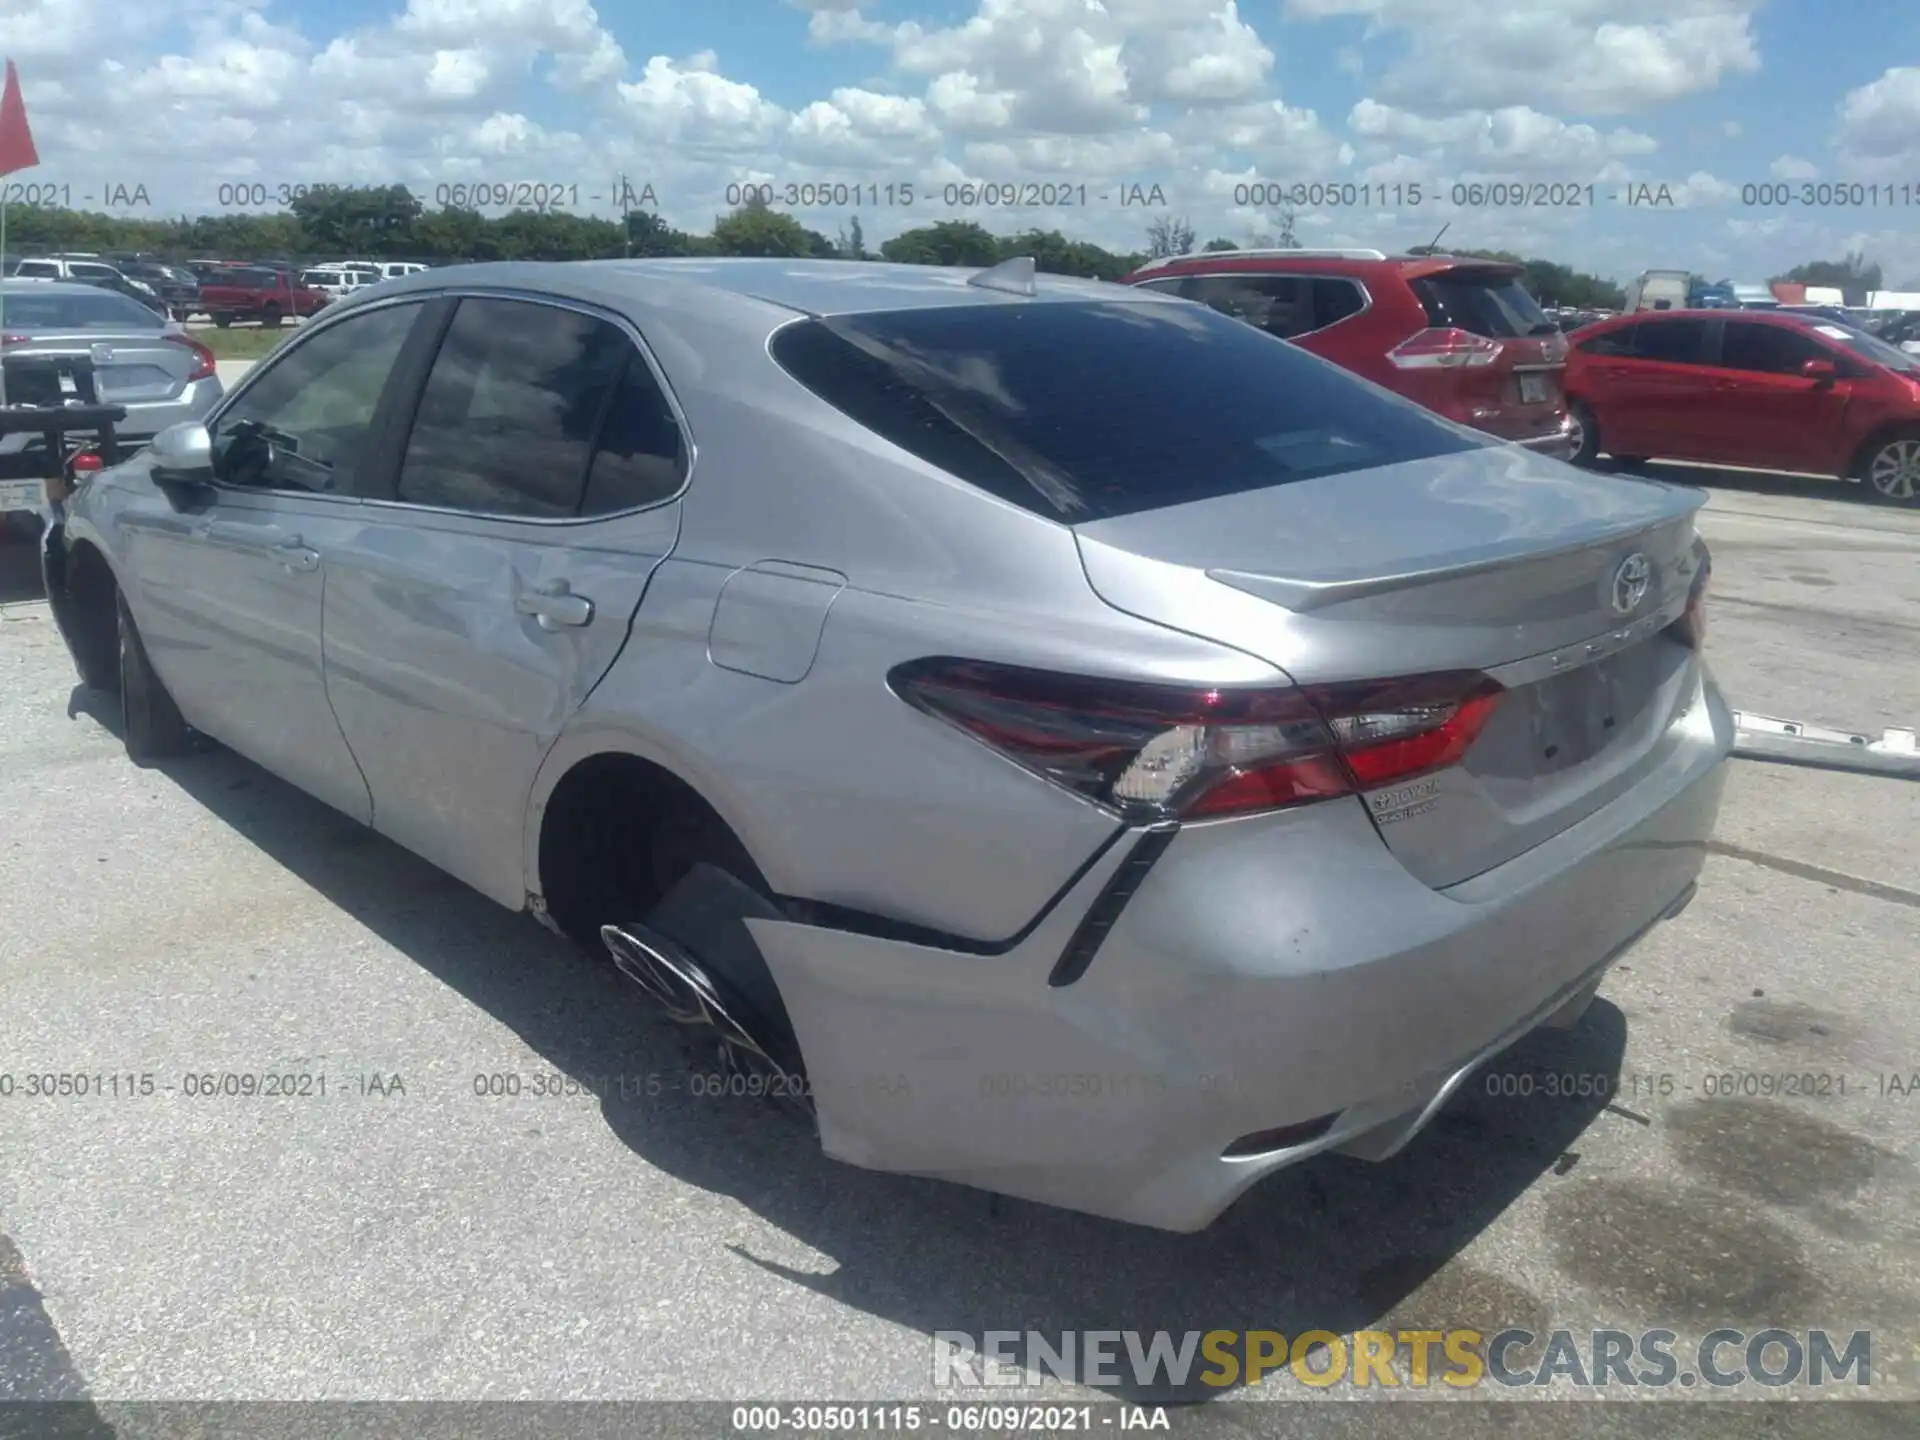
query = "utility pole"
(619, 173, 631, 257)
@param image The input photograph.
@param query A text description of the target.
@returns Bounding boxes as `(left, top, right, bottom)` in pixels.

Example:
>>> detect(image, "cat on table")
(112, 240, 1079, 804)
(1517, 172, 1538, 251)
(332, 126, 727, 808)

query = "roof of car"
(1583, 307, 1850, 329)
(1124, 250, 1522, 282)
(358, 256, 1180, 318)
(0, 279, 115, 296)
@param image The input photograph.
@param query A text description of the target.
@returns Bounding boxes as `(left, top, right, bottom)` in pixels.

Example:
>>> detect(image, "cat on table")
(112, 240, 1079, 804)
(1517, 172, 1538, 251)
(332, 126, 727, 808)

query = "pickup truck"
(198, 266, 329, 327)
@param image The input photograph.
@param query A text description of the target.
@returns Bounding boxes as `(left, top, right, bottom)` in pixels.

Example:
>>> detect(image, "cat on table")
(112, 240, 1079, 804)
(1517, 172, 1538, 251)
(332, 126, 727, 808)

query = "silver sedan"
(42, 257, 1732, 1231)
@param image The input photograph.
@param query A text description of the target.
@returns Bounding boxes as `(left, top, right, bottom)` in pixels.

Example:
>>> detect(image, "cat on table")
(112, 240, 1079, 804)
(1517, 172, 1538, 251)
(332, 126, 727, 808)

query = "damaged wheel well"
(536, 752, 770, 951)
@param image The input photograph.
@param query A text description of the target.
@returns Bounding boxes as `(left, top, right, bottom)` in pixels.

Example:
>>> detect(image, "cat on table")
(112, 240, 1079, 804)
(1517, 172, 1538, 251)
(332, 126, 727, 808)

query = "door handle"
(275, 540, 320, 572)
(516, 580, 593, 630)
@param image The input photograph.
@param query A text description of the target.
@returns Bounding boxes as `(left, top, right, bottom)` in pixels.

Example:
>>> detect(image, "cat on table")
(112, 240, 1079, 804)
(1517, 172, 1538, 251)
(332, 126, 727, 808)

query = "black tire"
(1569, 401, 1601, 466)
(263, 303, 283, 328)
(1855, 429, 1920, 507)
(213, 312, 233, 329)
(117, 595, 190, 766)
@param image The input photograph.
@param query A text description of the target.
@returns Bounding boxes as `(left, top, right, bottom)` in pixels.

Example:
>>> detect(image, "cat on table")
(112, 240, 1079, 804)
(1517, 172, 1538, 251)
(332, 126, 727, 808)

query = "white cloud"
(1284, 0, 1761, 116)
(1835, 67, 1920, 176)
(1770, 154, 1818, 181)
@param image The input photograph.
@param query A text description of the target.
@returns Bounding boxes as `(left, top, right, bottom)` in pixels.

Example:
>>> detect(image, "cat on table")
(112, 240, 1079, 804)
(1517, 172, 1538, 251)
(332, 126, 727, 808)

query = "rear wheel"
(117, 595, 191, 766)
(262, 303, 283, 328)
(1859, 431, 1920, 506)
(212, 312, 233, 329)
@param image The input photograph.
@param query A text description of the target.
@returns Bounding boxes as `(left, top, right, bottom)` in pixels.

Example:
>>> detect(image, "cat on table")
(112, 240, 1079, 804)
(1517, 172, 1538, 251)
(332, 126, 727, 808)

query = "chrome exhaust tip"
(601, 921, 814, 1123)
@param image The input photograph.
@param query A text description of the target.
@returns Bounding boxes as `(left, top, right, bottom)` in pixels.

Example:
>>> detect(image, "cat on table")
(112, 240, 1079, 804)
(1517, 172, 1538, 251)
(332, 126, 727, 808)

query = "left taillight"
(887, 658, 1504, 823)
(164, 331, 217, 382)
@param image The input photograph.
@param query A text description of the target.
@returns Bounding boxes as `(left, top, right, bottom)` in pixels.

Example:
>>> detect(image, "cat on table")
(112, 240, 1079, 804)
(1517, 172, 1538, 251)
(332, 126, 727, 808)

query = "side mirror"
(148, 421, 215, 489)
(1801, 358, 1838, 382)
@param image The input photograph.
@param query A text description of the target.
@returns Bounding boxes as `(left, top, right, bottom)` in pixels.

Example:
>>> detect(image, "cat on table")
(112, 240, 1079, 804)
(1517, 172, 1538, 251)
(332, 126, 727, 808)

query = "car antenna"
(1410, 221, 1450, 256)
(968, 255, 1038, 297)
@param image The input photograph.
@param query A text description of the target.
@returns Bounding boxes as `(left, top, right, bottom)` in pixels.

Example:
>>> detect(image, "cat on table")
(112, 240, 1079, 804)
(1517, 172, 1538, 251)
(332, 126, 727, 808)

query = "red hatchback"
(1564, 309, 1920, 505)
(1122, 248, 1578, 458)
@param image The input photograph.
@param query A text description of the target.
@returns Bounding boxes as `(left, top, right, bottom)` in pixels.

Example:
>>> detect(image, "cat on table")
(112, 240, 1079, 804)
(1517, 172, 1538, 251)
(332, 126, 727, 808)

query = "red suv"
(1121, 248, 1577, 459)
(1564, 309, 1920, 506)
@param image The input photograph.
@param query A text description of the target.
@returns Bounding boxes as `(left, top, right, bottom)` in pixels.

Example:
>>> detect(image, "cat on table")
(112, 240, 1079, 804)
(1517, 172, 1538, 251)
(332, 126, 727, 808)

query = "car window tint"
(397, 298, 630, 518)
(770, 300, 1489, 523)
(581, 353, 688, 514)
(1183, 275, 1316, 339)
(213, 302, 421, 495)
(1627, 319, 1709, 364)
(1130, 277, 1189, 295)
(1718, 322, 1825, 374)
(1311, 278, 1366, 329)
(1411, 271, 1554, 338)
(15, 260, 58, 277)
(1577, 325, 1638, 356)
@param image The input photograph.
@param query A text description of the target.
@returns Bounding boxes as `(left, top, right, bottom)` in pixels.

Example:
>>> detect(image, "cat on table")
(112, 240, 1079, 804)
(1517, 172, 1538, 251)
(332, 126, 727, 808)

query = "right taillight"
(1673, 550, 1711, 649)
(164, 331, 217, 382)
(1388, 327, 1503, 369)
(888, 658, 1503, 823)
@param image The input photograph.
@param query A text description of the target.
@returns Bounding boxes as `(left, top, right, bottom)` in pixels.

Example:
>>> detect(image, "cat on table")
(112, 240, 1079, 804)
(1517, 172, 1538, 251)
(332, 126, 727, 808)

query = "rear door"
(1698, 319, 1857, 472)
(319, 293, 688, 906)
(1591, 316, 1713, 458)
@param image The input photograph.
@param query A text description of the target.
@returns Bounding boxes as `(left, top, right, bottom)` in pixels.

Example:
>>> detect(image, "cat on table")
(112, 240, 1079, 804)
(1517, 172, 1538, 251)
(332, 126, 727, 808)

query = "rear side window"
(1311, 278, 1366, 329)
(1182, 275, 1315, 339)
(15, 259, 58, 278)
(1411, 270, 1553, 338)
(769, 300, 1488, 523)
(581, 354, 689, 514)
(1629, 319, 1710, 364)
(1577, 325, 1638, 356)
(398, 297, 636, 518)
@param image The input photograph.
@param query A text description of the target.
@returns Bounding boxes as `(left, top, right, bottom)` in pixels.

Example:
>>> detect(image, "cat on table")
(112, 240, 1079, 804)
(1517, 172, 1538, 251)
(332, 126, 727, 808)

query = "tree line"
(0, 182, 1890, 309)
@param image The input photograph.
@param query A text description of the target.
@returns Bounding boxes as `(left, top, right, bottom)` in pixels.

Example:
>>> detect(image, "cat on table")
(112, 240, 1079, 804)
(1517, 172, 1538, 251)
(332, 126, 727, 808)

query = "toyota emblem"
(1611, 552, 1651, 615)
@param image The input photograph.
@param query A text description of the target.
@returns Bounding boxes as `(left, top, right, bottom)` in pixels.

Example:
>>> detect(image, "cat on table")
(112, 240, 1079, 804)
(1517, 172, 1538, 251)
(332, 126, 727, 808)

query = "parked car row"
(3, 253, 433, 326)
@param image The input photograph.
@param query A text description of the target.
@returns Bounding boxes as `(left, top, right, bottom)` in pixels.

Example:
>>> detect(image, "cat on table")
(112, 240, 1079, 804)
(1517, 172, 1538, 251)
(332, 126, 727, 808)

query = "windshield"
(1810, 321, 1920, 373)
(770, 299, 1488, 523)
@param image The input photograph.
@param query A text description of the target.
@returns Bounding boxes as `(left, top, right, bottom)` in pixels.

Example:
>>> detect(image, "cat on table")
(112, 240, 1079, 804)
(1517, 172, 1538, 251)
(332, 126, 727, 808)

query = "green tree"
(837, 216, 868, 259)
(289, 184, 421, 257)
(1145, 214, 1196, 258)
(712, 196, 823, 257)
(879, 220, 1002, 267)
(1778, 252, 1882, 291)
(1202, 237, 1240, 252)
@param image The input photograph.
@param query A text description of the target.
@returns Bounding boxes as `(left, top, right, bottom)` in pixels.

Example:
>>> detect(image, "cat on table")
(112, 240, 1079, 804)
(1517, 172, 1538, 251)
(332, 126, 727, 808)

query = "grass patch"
(195, 325, 299, 361)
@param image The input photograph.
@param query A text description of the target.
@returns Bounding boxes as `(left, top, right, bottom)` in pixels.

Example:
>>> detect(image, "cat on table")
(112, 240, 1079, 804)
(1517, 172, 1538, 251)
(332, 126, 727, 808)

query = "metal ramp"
(1732, 711, 1920, 778)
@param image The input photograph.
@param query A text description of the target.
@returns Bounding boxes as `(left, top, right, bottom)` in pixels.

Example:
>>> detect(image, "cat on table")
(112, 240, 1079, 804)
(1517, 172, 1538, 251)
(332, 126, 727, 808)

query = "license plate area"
(0, 478, 47, 512)
(1518, 372, 1551, 404)
(1518, 643, 1661, 774)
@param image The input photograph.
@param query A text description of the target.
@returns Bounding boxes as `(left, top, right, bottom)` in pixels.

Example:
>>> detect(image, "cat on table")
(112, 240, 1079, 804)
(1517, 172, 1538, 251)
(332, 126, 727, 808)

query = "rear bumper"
(751, 667, 1733, 1231)
(1514, 418, 1579, 461)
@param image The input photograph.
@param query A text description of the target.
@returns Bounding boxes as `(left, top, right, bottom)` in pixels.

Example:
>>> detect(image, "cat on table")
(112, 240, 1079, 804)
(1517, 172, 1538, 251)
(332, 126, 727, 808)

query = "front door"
(1698, 319, 1856, 472)
(319, 295, 690, 905)
(116, 300, 430, 821)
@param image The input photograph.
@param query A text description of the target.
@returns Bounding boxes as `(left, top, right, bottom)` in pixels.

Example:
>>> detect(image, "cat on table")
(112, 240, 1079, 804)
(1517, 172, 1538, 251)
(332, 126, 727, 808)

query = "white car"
(297, 267, 374, 301)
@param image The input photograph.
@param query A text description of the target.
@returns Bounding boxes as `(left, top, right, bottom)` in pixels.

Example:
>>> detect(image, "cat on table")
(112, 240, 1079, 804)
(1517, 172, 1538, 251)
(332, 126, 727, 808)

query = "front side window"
(212, 302, 422, 494)
(1577, 324, 1639, 356)
(396, 298, 633, 517)
(1717, 322, 1825, 375)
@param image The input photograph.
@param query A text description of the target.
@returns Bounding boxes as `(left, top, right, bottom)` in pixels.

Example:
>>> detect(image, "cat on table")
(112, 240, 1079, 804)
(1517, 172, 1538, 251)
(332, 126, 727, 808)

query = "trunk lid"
(14, 330, 199, 404)
(1074, 444, 1709, 885)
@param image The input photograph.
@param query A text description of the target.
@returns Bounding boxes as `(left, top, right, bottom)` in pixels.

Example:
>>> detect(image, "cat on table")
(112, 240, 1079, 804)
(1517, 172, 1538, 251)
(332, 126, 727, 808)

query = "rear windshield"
(1411, 270, 1556, 339)
(0, 288, 165, 330)
(769, 300, 1489, 523)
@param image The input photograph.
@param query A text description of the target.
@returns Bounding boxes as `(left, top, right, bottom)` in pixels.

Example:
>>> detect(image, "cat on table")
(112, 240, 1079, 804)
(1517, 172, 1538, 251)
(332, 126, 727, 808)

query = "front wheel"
(1860, 432, 1920, 506)
(212, 312, 233, 329)
(117, 595, 191, 766)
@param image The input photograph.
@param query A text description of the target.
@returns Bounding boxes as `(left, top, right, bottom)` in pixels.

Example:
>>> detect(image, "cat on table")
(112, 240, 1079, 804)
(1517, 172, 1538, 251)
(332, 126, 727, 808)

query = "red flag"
(0, 60, 39, 178)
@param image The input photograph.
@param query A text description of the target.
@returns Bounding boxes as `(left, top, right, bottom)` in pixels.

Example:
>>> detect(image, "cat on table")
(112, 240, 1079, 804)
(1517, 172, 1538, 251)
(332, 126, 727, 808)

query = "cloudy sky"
(3, 0, 1917, 284)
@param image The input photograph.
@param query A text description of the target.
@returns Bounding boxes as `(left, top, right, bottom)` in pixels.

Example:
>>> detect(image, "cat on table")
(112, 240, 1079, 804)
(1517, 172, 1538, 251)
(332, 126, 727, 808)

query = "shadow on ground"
(58, 689, 1655, 1408)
